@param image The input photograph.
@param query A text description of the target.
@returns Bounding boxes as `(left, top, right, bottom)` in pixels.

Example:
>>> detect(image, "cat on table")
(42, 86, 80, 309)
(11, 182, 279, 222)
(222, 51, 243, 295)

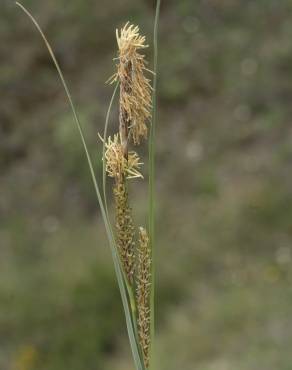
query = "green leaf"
(149, 1, 161, 369)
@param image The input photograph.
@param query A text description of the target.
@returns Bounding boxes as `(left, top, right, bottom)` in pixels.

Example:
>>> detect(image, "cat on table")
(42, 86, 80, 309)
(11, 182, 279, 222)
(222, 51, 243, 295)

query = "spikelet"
(104, 134, 141, 284)
(136, 227, 151, 368)
(110, 22, 152, 148)
(104, 134, 143, 180)
(114, 181, 136, 284)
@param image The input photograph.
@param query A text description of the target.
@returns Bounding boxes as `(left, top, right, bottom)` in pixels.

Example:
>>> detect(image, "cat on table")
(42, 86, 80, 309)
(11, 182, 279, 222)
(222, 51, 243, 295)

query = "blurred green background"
(1, 0, 292, 369)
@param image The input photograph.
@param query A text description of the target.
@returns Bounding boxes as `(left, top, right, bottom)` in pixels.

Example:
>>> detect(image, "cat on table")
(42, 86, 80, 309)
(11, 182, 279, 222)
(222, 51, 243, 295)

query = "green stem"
(149, 1, 161, 369)
(103, 82, 119, 219)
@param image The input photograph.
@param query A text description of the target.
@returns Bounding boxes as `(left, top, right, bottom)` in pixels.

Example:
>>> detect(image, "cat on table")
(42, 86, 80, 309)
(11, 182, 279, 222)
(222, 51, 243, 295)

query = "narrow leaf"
(15, 3, 145, 369)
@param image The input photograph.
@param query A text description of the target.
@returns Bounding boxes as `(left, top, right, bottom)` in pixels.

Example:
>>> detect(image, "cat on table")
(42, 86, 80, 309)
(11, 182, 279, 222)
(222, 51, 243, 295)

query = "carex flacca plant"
(16, 2, 161, 370)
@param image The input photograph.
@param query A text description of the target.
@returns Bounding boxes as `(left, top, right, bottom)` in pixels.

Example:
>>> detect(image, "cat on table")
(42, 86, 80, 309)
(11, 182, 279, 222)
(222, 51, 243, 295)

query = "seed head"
(104, 134, 143, 179)
(114, 181, 136, 284)
(136, 227, 151, 368)
(111, 22, 152, 146)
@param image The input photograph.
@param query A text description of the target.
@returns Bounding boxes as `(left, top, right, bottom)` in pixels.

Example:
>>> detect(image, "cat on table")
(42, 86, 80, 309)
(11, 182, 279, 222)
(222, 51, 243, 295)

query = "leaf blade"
(15, 3, 144, 369)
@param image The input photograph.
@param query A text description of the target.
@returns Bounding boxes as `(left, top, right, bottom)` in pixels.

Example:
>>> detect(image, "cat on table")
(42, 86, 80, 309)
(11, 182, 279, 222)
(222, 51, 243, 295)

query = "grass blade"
(15, 3, 144, 369)
(102, 81, 119, 219)
(149, 1, 161, 369)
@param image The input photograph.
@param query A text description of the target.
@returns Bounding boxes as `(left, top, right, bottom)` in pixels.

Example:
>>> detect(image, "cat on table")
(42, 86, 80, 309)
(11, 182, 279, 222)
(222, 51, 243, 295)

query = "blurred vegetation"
(1, 0, 292, 369)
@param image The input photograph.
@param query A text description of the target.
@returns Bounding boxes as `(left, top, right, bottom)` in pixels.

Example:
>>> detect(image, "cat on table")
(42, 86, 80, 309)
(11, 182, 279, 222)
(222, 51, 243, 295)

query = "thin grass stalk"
(149, 1, 161, 369)
(15, 3, 145, 369)
(103, 81, 119, 219)
(102, 88, 139, 331)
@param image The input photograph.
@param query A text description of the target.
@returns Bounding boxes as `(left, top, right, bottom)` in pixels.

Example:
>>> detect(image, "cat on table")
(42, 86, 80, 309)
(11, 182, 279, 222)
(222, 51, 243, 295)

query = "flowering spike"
(136, 227, 151, 368)
(110, 23, 152, 148)
(104, 134, 143, 180)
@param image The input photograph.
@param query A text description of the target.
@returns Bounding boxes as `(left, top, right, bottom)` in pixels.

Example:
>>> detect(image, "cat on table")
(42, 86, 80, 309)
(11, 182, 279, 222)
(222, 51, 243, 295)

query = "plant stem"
(149, 1, 161, 369)
(103, 82, 119, 219)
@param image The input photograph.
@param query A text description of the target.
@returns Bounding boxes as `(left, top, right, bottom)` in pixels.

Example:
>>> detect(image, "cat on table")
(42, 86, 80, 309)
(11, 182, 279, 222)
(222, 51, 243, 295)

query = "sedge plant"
(16, 2, 161, 370)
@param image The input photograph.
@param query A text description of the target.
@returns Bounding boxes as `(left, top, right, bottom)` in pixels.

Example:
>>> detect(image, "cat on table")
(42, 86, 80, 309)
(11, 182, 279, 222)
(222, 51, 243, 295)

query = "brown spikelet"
(103, 134, 139, 284)
(110, 23, 152, 147)
(104, 134, 143, 180)
(114, 180, 135, 284)
(136, 227, 151, 368)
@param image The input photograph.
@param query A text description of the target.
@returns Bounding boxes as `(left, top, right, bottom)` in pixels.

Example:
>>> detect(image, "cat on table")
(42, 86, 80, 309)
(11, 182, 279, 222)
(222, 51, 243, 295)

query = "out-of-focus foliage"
(1, 0, 292, 369)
